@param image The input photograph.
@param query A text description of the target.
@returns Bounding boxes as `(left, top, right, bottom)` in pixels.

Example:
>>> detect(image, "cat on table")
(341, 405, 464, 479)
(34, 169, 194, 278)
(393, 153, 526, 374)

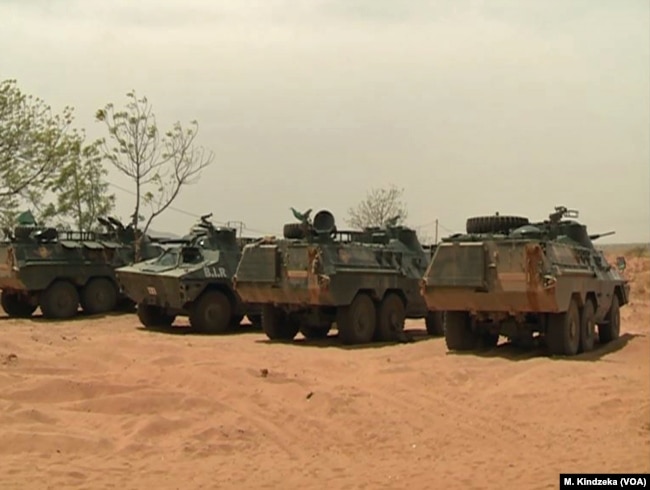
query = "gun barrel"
(589, 231, 616, 240)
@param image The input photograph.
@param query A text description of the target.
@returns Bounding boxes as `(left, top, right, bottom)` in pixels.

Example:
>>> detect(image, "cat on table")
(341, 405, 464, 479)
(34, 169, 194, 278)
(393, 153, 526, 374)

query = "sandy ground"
(0, 254, 648, 490)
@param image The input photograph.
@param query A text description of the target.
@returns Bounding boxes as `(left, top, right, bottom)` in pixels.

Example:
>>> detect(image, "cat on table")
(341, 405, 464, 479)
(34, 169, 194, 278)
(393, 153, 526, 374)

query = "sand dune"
(0, 255, 648, 489)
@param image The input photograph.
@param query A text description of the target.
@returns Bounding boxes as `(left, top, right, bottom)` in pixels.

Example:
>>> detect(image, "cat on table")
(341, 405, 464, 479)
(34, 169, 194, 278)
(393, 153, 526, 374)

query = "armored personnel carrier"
(420, 206, 630, 356)
(115, 213, 261, 333)
(233, 208, 443, 345)
(0, 211, 163, 319)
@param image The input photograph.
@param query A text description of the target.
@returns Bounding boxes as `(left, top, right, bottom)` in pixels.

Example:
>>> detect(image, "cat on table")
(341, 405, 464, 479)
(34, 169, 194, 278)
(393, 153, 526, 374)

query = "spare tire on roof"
(466, 215, 529, 234)
(283, 223, 305, 239)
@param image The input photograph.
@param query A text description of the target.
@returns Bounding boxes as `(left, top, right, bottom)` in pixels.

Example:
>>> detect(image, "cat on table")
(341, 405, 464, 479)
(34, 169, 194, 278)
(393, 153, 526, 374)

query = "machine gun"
(384, 214, 401, 228)
(200, 213, 213, 223)
(107, 216, 126, 231)
(197, 213, 215, 231)
(589, 231, 616, 241)
(97, 217, 115, 231)
(549, 206, 579, 224)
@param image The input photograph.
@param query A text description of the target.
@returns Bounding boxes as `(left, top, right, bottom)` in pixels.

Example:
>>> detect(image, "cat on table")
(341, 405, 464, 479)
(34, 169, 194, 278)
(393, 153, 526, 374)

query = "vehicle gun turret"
(549, 206, 579, 224)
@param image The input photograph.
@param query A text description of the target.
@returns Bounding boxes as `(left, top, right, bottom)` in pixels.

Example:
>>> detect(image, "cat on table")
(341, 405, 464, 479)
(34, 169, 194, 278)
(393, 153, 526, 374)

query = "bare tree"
(96, 91, 214, 259)
(347, 185, 409, 229)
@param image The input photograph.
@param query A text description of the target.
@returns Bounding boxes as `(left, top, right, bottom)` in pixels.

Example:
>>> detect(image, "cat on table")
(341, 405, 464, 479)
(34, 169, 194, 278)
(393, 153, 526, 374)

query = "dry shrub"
(625, 245, 650, 258)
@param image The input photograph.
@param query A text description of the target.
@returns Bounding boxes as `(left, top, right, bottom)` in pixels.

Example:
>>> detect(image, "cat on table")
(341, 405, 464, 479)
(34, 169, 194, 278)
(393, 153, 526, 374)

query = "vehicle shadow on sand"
(253, 327, 443, 351)
(134, 322, 264, 337)
(1, 309, 136, 324)
(448, 333, 640, 362)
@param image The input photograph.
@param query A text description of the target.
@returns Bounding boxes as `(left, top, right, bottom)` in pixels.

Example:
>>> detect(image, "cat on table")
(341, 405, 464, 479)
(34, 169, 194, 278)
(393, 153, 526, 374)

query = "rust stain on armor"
(525, 243, 544, 310)
(307, 246, 322, 304)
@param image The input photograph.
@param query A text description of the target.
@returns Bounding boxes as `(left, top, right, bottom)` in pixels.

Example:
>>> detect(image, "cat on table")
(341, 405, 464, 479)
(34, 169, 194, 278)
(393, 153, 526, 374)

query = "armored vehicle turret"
(420, 206, 630, 356)
(0, 212, 163, 319)
(115, 213, 260, 333)
(233, 208, 443, 345)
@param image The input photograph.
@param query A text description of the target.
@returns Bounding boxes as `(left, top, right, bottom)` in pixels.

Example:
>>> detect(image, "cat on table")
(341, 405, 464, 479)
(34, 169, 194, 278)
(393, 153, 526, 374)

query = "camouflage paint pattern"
(236, 238, 430, 317)
(115, 222, 259, 320)
(0, 224, 162, 309)
(422, 239, 629, 323)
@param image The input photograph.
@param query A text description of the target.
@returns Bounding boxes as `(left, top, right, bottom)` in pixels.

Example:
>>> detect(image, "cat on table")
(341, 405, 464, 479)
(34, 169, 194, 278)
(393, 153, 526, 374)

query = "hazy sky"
(2, 0, 649, 243)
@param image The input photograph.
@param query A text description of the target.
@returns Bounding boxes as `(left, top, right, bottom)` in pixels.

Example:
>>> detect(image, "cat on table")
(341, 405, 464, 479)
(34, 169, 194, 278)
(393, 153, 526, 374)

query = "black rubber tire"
(598, 295, 620, 344)
(283, 223, 305, 239)
(116, 297, 137, 313)
(40, 281, 80, 319)
(375, 293, 405, 342)
(425, 311, 445, 336)
(261, 304, 300, 340)
(337, 293, 377, 345)
(444, 311, 478, 351)
(480, 332, 500, 348)
(1, 291, 37, 318)
(80, 278, 118, 315)
(247, 313, 262, 328)
(189, 291, 232, 334)
(579, 300, 596, 353)
(300, 324, 331, 339)
(137, 303, 175, 328)
(546, 299, 580, 356)
(466, 215, 529, 234)
(230, 314, 245, 327)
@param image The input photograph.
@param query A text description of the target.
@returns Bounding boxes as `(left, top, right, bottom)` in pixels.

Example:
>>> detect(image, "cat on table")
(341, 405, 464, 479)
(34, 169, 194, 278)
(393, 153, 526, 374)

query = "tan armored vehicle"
(421, 206, 630, 356)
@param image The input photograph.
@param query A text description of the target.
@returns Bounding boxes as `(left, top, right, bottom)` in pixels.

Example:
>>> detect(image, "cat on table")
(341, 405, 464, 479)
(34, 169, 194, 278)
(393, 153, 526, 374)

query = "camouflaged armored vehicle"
(233, 208, 443, 345)
(420, 206, 630, 356)
(115, 213, 261, 333)
(0, 211, 163, 319)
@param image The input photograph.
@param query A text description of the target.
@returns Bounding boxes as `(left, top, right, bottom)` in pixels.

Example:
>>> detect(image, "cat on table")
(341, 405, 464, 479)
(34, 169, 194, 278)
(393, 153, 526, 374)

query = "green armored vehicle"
(115, 213, 261, 333)
(0, 211, 163, 319)
(420, 206, 630, 356)
(233, 208, 443, 345)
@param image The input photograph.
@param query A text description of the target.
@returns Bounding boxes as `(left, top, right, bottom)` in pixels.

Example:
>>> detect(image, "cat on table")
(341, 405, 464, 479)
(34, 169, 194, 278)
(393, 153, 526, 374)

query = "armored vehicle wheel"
(247, 313, 262, 327)
(598, 295, 620, 344)
(80, 278, 118, 315)
(465, 215, 529, 234)
(425, 311, 445, 336)
(40, 281, 80, 319)
(546, 299, 580, 356)
(1, 292, 37, 318)
(116, 298, 137, 313)
(230, 314, 245, 327)
(337, 293, 377, 345)
(444, 311, 479, 351)
(137, 303, 175, 328)
(283, 223, 305, 239)
(261, 305, 300, 340)
(579, 300, 596, 353)
(481, 332, 500, 348)
(189, 291, 232, 334)
(300, 324, 331, 339)
(375, 293, 405, 342)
